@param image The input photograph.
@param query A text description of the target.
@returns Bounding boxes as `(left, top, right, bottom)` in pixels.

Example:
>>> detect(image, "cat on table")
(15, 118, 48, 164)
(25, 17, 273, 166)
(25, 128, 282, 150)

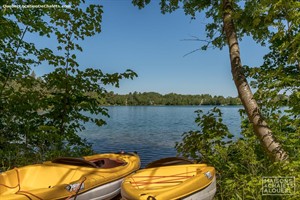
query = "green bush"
(176, 108, 300, 199)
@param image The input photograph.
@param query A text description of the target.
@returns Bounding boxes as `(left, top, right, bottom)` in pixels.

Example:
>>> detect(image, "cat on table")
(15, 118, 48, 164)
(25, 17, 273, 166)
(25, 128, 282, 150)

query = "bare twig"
(183, 48, 201, 57)
(181, 35, 212, 57)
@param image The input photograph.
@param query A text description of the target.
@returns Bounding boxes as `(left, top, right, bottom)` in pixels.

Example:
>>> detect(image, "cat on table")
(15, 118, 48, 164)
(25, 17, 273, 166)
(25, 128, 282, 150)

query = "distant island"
(105, 92, 242, 106)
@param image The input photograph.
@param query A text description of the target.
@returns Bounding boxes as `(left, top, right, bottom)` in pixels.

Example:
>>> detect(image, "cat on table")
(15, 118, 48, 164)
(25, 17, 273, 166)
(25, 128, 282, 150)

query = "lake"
(79, 106, 242, 167)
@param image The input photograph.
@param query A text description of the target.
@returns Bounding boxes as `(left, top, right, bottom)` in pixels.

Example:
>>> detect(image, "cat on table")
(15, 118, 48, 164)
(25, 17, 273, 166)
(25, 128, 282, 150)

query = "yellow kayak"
(0, 152, 140, 200)
(121, 164, 216, 200)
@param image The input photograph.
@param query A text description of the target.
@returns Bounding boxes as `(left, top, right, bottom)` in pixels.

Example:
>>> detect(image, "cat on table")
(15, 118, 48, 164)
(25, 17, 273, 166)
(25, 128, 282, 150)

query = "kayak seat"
(52, 157, 126, 168)
(0, 169, 20, 195)
(90, 158, 126, 168)
(52, 157, 98, 168)
(145, 157, 194, 168)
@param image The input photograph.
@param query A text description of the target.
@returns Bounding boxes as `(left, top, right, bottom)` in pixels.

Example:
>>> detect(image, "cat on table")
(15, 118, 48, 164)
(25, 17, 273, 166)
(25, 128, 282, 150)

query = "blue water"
(79, 106, 242, 167)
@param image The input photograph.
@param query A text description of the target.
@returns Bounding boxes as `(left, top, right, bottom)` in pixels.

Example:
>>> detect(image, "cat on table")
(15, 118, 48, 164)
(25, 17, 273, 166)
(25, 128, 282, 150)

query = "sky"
(34, 0, 269, 97)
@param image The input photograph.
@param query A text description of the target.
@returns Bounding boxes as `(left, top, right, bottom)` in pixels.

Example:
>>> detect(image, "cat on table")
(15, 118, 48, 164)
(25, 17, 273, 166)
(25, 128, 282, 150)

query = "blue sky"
(35, 0, 269, 97)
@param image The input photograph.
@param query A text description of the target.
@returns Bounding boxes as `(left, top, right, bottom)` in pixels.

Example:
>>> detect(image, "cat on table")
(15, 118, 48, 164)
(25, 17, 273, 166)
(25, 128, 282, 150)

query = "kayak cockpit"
(52, 157, 126, 168)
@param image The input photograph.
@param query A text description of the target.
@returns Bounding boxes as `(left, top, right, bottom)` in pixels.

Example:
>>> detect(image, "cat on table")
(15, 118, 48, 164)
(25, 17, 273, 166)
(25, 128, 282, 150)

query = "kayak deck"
(0, 153, 140, 200)
(122, 164, 215, 200)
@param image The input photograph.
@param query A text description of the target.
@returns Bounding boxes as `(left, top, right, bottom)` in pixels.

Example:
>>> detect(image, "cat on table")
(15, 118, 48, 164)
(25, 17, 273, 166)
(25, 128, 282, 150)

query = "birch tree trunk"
(222, 0, 288, 161)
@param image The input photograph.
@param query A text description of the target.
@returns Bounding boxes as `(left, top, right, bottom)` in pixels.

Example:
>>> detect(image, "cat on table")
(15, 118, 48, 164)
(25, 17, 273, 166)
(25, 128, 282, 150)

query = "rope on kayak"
(16, 190, 44, 200)
(74, 177, 86, 200)
(130, 176, 140, 189)
(130, 170, 198, 187)
(0, 168, 20, 191)
(65, 176, 87, 200)
(0, 169, 86, 200)
(132, 176, 192, 186)
(0, 168, 43, 199)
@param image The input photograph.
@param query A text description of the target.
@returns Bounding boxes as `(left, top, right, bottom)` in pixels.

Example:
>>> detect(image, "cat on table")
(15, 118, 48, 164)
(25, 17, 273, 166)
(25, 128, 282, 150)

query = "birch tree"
(132, 0, 300, 161)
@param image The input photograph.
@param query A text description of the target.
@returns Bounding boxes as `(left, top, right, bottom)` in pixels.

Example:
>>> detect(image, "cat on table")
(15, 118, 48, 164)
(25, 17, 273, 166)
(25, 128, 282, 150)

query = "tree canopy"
(0, 0, 137, 169)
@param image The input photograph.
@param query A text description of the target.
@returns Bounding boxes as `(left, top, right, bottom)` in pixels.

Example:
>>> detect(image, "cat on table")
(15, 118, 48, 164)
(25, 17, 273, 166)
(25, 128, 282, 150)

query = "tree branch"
(1, 26, 29, 94)
(181, 35, 212, 57)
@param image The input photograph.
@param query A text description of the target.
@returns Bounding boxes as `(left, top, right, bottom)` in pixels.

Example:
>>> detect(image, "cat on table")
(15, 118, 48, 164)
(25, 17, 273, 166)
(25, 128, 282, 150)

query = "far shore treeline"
(105, 91, 242, 106)
(105, 91, 289, 106)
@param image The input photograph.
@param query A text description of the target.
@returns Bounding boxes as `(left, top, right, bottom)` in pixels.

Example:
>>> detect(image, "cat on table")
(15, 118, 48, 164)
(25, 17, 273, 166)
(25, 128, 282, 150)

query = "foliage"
(106, 92, 241, 106)
(174, 3, 300, 195)
(176, 108, 300, 199)
(175, 107, 233, 163)
(175, 24, 300, 197)
(0, 0, 137, 170)
(133, 0, 300, 56)
(245, 24, 300, 161)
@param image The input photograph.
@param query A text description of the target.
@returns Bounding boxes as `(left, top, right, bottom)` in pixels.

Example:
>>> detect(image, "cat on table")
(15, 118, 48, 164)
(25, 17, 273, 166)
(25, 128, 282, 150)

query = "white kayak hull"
(70, 178, 123, 200)
(182, 176, 216, 200)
